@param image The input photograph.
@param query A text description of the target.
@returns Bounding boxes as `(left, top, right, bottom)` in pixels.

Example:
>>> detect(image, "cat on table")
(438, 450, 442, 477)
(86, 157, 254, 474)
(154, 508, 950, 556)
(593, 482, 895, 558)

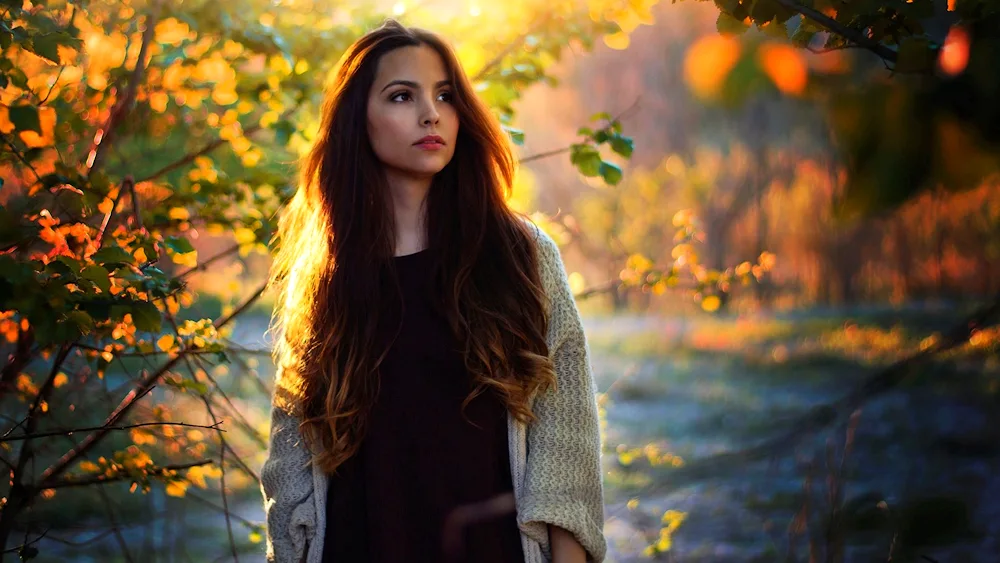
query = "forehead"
(372, 44, 450, 87)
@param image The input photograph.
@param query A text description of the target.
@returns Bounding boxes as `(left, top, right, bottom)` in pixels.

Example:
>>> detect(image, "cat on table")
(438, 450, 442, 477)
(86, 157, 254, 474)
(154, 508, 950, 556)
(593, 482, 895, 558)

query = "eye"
(389, 91, 411, 102)
(438, 90, 454, 103)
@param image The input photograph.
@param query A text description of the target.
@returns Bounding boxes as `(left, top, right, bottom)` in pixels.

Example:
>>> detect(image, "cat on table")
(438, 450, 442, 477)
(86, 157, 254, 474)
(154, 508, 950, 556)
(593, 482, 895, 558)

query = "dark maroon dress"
(322, 248, 525, 563)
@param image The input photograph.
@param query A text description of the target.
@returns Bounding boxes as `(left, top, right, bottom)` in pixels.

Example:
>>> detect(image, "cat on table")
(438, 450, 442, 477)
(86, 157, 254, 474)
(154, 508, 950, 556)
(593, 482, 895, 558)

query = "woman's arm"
(260, 400, 317, 562)
(516, 223, 607, 562)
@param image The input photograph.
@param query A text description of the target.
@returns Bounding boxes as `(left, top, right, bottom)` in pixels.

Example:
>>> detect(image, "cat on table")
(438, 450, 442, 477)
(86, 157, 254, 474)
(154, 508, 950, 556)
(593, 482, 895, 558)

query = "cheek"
(367, 114, 404, 155)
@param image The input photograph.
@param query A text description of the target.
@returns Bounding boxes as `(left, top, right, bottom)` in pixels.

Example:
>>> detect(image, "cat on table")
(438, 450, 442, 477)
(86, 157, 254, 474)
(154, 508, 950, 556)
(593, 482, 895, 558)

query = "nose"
(420, 96, 440, 126)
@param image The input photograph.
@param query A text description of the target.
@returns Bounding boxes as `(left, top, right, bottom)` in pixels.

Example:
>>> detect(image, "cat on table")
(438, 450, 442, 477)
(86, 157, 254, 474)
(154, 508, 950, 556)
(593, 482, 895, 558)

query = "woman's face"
(366, 44, 459, 180)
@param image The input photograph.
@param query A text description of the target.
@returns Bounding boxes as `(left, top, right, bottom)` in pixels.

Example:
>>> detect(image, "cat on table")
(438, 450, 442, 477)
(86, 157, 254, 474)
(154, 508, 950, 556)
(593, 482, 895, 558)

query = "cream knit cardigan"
(260, 223, 606, 563)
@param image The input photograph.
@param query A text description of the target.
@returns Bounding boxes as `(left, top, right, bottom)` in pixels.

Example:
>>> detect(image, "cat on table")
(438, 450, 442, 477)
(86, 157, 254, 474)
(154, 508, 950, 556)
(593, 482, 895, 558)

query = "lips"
(414, 135, 445, 146)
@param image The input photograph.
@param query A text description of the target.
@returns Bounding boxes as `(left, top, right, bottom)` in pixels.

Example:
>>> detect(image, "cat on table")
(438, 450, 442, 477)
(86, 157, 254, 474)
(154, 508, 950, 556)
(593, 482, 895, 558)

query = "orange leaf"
(683, 34, 741, 99)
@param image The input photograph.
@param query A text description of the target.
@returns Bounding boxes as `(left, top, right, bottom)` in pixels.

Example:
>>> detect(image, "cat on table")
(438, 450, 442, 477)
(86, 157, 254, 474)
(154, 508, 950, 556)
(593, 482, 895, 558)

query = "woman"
(260, 19, 605, 563)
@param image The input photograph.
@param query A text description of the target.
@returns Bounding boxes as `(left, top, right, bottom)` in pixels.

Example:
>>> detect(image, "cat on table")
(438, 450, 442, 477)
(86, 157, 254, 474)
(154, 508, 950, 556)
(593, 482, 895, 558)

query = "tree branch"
(137, 103, 302, 184)
(772, 0, 898, 63)
(36, 282, 267, 488)
(1, 421, 225, 443)
(87, 11, 157, 175)
(44, 460, 213, 489)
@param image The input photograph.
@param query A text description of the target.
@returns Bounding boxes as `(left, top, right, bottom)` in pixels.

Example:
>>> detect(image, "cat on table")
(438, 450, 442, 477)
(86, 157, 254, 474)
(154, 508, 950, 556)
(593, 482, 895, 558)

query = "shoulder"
(518, 215, 562, 271)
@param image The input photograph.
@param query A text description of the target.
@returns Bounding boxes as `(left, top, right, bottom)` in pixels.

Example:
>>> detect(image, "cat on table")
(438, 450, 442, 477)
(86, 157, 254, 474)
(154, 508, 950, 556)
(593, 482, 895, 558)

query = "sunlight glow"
(392, 1, 405, 15)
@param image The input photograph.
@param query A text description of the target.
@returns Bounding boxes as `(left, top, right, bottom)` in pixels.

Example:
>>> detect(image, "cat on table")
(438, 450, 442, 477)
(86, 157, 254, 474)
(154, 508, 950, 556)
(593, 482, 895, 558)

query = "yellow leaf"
(212, 86, 239, 106)
(154, 18, 191, 46)
(684, 34, 742, 99)
(169, 207, 190, 221)
(241, 149, 261, 167)
(0, 106, 14, 134)
(223, 40, 244, 59)
(18, 107, 56, 148)
(171, 250, 197, 268)
(149, 91, 169, 113)
(758, 43, 808, 96)
(80, 460, 100, 472)
(165, 480, 188, 497)
(248, 530, 263, 543)
(260, 110, 280, 128)
(133, 247, 148, 263)
(603, 31, 630, 50)
(130, 428, 157, 445)
(627, 498, 639, 510)
(157, 334, 175, 352)
(98, 197, 114, 215)
(230, 135, 252, 153)
(182, 89, 205, 109)
(233, 227, 256, 245)
(162, 62, 188, 90)
(53, 373, 68, 388)
(701, 295, 721, 312)
(186, 466, 207, 489)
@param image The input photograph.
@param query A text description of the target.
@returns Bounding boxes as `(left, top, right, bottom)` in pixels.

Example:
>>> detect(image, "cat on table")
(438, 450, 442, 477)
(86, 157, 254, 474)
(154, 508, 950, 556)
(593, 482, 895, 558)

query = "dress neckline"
(393, 247, 430, 260)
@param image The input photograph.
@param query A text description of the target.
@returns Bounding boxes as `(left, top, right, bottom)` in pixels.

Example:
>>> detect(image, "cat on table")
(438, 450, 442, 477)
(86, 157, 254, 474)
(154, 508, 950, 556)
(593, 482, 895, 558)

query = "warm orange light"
(939, 26, 970, 76)
(683, 34, 742, 99)
(758, 43, 808, 96)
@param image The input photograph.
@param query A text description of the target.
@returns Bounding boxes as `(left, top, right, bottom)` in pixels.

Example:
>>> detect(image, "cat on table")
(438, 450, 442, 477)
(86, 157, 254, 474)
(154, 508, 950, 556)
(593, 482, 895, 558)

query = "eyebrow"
(380, 79, 452, 93)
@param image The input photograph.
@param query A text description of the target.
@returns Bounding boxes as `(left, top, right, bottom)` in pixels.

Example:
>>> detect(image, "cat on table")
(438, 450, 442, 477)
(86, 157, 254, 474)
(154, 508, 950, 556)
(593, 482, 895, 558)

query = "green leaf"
(93, 245, 135, 267)
(571, 146, 603, 177)
(29, 32, 77, 64)
(589, 111, 612, 122)
(65, 310, 94, 335)
(8, 104, 40, 133)
(506, 127, 525, 146)
(749, 0, 778, 24)
(81, 265, 112, 293)
(274, 120, 296, 146)
(129, 301, 162, 332)
(599, 162, 623, 185)
(717, 12, 749, 35)
(609, 136, 634, 157)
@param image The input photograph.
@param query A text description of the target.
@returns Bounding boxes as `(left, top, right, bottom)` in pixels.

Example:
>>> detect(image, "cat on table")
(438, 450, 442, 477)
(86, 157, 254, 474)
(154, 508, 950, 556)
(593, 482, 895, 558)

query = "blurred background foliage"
(2, 0, 999, 561)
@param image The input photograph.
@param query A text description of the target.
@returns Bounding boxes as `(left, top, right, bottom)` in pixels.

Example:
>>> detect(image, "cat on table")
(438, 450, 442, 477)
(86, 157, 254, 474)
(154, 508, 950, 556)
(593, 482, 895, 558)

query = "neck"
(386, 169, 432, 256)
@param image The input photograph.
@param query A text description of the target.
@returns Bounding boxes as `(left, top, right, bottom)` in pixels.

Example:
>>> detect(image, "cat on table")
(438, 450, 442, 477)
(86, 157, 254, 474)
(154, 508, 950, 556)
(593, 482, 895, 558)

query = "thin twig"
(44, 460, 214, 489)
(137, 103, 302, 183)
(94, 481, 135, 563)
(176, 242, 240, 280)
(1, 421, 225, 442)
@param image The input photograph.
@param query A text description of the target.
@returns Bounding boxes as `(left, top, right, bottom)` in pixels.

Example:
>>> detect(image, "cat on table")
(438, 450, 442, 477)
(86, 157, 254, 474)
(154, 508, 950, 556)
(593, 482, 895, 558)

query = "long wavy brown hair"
(267, 20, 556, 474)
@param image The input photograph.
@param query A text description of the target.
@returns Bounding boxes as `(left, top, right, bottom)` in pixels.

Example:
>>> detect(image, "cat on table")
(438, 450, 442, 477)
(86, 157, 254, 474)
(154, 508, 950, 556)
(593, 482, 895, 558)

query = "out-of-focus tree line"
(518, 0, 1000, 312)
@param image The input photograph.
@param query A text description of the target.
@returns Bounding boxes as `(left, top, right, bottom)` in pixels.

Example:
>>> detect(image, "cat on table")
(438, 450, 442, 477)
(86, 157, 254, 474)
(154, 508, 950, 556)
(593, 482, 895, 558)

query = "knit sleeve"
(260, 400, 317, 563)
(517, 224, 607, 562)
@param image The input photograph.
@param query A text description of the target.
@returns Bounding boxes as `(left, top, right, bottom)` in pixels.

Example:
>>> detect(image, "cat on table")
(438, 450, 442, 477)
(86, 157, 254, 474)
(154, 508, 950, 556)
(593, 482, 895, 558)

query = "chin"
(408, 158, 453, 177)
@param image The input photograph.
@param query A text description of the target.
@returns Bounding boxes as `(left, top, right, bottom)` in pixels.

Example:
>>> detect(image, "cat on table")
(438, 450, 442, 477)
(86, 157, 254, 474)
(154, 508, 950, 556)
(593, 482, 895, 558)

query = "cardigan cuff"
(288, 492, 316, 561)
(517, 492, 607, 562)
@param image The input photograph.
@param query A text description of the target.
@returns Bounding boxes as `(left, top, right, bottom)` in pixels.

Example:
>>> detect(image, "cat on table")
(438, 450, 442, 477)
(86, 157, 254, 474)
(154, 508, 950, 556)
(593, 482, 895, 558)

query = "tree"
(698, 0, 1000, 215)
